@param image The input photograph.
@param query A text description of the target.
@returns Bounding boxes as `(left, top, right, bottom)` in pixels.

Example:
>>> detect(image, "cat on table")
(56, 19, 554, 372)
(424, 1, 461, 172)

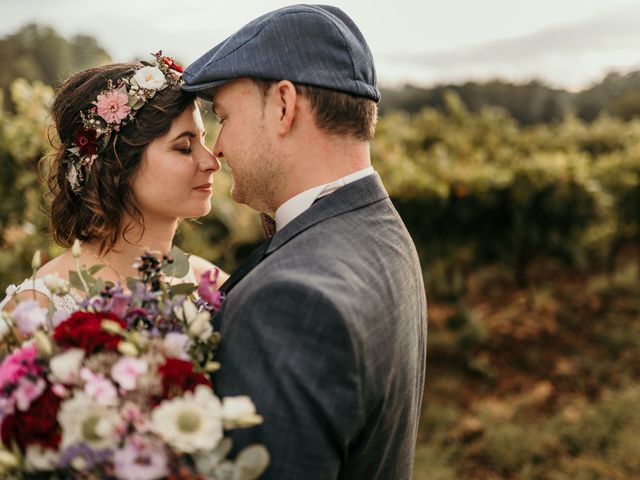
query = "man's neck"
(270, 141, 371, 213)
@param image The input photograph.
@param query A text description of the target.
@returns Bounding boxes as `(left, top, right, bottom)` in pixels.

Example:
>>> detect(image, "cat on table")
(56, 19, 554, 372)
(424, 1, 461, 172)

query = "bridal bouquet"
(0, 245, 268, 479)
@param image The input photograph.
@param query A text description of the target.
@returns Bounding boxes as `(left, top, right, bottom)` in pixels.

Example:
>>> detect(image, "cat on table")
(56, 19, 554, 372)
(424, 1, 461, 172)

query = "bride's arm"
(1, 290, 52, 313)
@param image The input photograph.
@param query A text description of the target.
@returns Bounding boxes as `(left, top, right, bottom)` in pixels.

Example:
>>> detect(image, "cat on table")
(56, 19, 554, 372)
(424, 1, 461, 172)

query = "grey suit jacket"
(213, 173, 427, 479)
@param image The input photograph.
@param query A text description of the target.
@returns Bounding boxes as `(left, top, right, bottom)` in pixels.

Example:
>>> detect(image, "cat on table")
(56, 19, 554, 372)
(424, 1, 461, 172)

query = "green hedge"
(1, 82, 638, 295)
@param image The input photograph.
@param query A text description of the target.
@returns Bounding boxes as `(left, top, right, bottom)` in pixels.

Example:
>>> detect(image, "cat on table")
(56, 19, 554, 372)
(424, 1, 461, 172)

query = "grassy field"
(414, 251, 640, 480)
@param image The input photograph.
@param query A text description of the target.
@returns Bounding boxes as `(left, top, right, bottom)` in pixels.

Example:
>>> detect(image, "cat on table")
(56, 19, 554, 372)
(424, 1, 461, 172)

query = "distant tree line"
(380, 72, 640, 125)
(1, 22, 639, 125)
(0, 24, 110, 110)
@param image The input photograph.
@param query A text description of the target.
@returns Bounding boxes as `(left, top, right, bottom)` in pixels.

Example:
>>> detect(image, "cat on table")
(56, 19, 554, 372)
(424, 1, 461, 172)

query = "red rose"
(1, 387, 62, 452)
(53, 311, 126, 354)
(159, 358, 211, 400)
(73, 127, 97, 157)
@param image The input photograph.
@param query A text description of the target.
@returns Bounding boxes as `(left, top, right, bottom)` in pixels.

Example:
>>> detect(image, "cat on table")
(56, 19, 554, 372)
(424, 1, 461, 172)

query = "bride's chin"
(185, 204, 212, 219)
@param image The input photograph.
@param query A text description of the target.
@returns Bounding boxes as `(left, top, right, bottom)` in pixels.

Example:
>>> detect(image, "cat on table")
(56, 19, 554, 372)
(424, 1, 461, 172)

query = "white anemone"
(58, 391, 120, 450)
(150, 385, 222, 453)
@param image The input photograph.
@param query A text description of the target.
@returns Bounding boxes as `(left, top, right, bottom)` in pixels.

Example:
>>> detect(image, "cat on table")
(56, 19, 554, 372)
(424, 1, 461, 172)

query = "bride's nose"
(200, 148, 221, 172)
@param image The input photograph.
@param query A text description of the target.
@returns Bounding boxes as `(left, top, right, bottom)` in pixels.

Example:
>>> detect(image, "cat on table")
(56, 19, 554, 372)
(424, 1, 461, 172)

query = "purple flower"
(198, 269, 224, 311)
(11, 300, 47, 336)
(108, 291, 131, 319)
(126, 307, 153, 329)
(58, 443, 113, 470)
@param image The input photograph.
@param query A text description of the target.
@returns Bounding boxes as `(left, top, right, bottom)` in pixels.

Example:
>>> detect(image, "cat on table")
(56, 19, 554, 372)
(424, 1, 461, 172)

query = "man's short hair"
(253, 79, 378, 142)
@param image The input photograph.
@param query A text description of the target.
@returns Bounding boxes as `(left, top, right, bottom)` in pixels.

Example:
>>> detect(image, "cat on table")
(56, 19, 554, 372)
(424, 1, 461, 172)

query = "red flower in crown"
(73, 127, 97, 157)
(163, 56, 184, 73)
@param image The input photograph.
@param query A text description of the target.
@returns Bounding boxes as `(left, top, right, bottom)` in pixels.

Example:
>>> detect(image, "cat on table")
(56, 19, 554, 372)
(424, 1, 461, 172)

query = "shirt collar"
(275, 166, 375, 231)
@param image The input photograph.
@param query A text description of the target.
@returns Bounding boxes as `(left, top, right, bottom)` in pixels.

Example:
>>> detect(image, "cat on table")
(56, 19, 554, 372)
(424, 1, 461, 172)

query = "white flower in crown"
(67, 163, 81, 192)
(133, 66, 167, 90)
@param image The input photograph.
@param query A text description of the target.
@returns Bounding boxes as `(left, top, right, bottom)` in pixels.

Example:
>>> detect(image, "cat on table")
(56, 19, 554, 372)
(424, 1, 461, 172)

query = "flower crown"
(66, 51, 184, 194)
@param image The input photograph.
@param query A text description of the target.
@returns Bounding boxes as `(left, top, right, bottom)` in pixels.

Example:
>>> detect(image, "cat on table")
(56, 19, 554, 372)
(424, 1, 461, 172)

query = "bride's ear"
(272, 80, 298, 135)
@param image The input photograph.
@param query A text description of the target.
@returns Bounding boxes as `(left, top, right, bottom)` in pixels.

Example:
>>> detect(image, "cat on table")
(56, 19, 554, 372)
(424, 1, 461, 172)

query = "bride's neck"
(82, 216, 178, 278)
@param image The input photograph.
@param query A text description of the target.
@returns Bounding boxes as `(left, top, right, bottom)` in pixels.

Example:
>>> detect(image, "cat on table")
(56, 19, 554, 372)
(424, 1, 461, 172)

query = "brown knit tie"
(260, 213, 277, 240)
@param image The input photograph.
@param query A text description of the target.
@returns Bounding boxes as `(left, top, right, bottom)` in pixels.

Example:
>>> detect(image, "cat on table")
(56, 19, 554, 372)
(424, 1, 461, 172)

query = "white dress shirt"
(274, 166, 375, 231)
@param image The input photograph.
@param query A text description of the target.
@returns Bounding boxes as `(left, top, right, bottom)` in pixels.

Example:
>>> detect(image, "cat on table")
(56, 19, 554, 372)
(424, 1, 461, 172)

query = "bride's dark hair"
(43, 63, 195, 254)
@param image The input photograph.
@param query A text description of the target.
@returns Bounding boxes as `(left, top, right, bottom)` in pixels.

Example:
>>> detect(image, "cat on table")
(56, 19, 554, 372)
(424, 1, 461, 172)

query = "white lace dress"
(0, 270, 198, 313)
(0, 278, 82, 313)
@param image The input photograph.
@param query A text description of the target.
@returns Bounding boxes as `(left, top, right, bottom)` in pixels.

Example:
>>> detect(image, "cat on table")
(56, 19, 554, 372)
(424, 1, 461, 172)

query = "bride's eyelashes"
(176, 143, 192, 154)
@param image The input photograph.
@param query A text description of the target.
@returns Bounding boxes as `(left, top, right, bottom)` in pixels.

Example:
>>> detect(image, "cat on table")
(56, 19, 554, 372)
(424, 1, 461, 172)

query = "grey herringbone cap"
(182, 4, 380, 102)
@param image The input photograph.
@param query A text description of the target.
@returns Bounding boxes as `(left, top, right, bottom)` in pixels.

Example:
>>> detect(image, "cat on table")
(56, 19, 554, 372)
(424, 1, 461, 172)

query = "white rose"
(163, 332, 191, 358)
(132, 66, 167, 90)
(222, 396, 258, 429)
(188, 312, 213, 341)
(24, 445, 59, 472)
(49, 348, 85, 384)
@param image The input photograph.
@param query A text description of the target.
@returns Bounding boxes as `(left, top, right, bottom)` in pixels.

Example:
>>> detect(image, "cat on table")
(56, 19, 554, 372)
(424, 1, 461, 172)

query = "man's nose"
(213, 135, 223, 158)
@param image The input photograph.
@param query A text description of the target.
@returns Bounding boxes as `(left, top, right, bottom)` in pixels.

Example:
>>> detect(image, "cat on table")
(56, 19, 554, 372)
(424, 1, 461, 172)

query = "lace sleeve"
(0, 279, 81, 313)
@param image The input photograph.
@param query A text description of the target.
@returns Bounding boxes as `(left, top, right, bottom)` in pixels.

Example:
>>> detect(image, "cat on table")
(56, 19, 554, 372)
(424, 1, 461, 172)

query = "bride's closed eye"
(176, 143, 192, 154)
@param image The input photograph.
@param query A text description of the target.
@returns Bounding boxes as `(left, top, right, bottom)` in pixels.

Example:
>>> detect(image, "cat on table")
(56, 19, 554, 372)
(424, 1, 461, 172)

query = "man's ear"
(271, 80, 298, 135)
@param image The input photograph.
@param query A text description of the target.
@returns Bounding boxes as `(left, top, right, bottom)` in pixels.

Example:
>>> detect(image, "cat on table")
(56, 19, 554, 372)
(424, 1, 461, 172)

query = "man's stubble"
(229, 123, 283, 215)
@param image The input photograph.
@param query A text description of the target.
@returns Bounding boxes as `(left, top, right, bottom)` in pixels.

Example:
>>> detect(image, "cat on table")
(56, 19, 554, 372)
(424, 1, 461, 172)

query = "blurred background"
(1, 1, 639, 478)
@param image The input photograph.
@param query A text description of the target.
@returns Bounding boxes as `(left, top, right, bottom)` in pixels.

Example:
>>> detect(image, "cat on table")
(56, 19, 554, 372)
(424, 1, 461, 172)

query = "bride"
(0, 52, 228, 312)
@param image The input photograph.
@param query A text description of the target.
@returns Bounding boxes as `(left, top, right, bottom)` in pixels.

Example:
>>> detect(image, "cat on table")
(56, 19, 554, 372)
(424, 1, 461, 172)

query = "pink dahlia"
(0, 344, 41, 389)
(95, 90, 131, 124)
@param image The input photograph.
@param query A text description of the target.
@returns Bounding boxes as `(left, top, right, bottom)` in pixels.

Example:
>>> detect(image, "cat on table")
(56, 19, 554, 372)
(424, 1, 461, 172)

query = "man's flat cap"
(182, 4, 380, 102)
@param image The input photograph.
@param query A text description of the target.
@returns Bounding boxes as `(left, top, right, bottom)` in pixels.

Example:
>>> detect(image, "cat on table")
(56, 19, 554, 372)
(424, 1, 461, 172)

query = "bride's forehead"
(166, 105, 205, 134)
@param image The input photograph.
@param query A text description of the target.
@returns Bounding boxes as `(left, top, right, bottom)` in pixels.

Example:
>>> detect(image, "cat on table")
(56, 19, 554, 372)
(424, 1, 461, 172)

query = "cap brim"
(181, 79, 231, 100)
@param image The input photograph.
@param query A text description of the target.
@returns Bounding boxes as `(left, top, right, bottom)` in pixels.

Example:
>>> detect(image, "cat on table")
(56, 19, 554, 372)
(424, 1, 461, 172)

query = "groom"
(183, 5, 427, 479)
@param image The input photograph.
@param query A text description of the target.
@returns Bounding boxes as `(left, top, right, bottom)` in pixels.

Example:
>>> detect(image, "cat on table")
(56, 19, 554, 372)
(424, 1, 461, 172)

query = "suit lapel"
(219, 238, 271, 295)
(214, 173, 389, 323)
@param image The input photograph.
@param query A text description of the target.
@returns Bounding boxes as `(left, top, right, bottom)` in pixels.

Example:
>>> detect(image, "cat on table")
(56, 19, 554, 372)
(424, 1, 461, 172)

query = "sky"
(1, 0, 639, 90)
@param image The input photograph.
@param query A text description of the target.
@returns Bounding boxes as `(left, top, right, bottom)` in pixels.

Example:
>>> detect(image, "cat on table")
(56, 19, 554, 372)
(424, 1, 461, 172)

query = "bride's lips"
(194, 182, 212, 193)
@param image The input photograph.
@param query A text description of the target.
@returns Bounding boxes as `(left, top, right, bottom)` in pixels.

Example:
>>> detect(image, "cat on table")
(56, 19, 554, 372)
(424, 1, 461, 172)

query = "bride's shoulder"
(0, 252, 76, 312)
(188, 254, 229, 284)
(35, 251, 76, 280)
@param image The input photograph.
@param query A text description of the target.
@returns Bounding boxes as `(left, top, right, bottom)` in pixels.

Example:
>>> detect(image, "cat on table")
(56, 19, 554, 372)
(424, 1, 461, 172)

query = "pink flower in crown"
(95, 90, 131, 124)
